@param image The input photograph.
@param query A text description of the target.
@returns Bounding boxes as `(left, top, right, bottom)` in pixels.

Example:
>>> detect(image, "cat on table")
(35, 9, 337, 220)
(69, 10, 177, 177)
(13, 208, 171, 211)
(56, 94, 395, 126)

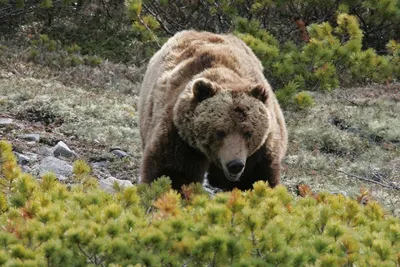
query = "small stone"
(53, 141, 76, 158)
(26, 141, 37, 146)
(92, 161, 108, 168)
(331, 190, 349, 197)
(37, 156, 73, 181)
(0, 118, 14, 125)
(18, 133, 40, 142)
(14, 152, 38, 165)
(15, 152, 31, 165)
(99, 177, 133, 193)
(111, 149, 129, 158)
(203, 175, 223, 196)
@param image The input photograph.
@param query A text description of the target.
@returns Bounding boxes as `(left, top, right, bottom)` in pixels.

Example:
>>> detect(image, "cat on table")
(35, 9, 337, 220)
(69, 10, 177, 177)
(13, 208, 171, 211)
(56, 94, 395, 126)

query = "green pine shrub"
(234, 14, 399, 108)
(1, 140, 399, 266)
(126, 0, 400, 53)
(28, 34, 104, 69)
(295, 91, 315, 110)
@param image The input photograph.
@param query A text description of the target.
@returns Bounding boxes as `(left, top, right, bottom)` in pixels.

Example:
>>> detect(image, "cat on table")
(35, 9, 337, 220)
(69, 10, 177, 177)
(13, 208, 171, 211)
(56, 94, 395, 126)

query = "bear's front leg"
(253, 158, 281, 188)
(139, 146, 165, 185)
(140, 138, 208, 190)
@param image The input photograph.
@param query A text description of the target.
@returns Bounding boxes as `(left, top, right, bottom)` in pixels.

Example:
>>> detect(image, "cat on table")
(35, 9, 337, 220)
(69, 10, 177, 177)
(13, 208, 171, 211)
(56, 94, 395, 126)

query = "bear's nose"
(226, 160, 244, 175)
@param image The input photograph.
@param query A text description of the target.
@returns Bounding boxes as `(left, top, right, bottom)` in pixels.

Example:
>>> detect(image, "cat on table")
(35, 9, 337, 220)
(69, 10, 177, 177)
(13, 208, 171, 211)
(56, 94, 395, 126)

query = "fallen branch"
(337, 93, 362, 106)
(337, 170, 399, 190)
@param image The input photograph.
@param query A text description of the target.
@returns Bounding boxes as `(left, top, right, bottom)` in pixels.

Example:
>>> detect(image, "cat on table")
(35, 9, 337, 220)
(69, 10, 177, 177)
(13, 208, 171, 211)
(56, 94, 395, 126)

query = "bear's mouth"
(223, 168, 244, 182)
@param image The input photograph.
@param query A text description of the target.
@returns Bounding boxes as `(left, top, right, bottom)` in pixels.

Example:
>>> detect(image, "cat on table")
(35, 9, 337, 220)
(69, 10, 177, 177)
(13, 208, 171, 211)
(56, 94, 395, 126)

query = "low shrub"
(294, 91, 315, 110)
(1, 140, 399, 266)
(235, 14, 399, 108)
(28, 34, 103, 69)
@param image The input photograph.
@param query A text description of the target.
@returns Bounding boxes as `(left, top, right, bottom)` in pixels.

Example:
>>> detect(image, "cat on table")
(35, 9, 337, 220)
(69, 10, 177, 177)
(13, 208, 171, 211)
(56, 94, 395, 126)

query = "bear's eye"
(216, 130, 225, 140)
(244, 131, 252, 139)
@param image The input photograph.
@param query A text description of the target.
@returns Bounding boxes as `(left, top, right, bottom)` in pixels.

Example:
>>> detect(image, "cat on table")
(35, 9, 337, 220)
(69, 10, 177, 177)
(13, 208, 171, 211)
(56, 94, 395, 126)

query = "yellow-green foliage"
(295, 91, 315, 110)
(1, 140, 399, 266)
(236, 14, 398, 109)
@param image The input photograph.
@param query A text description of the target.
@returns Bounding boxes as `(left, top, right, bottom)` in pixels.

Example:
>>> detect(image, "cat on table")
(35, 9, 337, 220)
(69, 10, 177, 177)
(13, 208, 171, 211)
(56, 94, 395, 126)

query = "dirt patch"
(17, 106, 65, 126)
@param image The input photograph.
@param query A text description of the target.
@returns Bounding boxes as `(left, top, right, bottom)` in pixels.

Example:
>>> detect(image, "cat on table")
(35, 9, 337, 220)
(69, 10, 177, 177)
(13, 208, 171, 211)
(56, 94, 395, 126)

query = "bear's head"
(173, 78, 271, 181)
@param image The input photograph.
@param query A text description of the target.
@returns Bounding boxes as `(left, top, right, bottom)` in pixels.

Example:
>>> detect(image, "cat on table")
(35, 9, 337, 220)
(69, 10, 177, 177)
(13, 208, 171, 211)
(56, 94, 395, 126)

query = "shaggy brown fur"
(138, 30, 287, 190)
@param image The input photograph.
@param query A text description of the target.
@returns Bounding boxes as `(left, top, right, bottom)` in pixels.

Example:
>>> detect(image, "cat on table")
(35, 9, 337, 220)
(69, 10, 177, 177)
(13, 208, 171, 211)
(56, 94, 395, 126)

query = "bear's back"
(163, 31, 265, 82)
(138, 31, 268, 146)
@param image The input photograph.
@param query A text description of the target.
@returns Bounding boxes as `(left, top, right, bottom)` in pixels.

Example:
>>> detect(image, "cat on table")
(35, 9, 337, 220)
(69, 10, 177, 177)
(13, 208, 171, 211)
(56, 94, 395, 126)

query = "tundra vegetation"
(0, 141, 399, 266)
(0, 0, 399, 266)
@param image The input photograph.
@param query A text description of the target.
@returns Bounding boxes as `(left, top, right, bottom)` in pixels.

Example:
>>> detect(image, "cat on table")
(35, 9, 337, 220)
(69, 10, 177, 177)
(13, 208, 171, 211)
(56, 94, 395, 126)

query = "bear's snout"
(226, 159, 244, 175)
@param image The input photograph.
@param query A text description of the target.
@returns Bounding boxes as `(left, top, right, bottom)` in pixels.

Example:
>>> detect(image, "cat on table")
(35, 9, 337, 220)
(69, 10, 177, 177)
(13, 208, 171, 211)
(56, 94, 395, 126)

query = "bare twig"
(77, 244, 105, 267)
(337, 93, 361, 106)
(100, 0, 112, 19)
(180, 257, 193, 267)
(251, 230, 263, 258)
(136, 14, 161, 48)
(338, 170, 399, 190)
(142, 4, 173, 35)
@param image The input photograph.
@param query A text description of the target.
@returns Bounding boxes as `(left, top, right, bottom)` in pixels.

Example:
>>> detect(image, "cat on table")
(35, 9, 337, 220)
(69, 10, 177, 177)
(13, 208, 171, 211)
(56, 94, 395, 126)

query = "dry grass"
(283, 86, 400, 215)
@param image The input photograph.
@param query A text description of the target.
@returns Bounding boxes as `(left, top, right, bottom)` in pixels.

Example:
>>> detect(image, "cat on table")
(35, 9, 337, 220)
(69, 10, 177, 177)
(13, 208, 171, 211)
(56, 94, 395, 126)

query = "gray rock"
(37, 156, 73, 181)
(26, 141, 37, 146)
(0, 118, 14, 125)
(92, 161, 108, 168)
(53, 141, 76, 158)
(15, 152, 31, 165)
(18, 133, 40, 142)
(331, 190, 349, 197)
(99, 176, 133, 193)
(21, 165, 32, 173)
(203, 175, 223, 196)
(111, 149, 129, 158)
(91, 161, 112, 180)
(25, 152, 38, 161)
(92, 168, 112, 180)
(15, 152, 38, 165)
(36, 146, 53, 156)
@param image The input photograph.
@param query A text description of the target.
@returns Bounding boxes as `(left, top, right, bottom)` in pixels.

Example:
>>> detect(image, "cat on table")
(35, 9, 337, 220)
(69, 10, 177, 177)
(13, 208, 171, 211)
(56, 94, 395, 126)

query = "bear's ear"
(192, 78, 216, 102)
(250, 84, 269, 103)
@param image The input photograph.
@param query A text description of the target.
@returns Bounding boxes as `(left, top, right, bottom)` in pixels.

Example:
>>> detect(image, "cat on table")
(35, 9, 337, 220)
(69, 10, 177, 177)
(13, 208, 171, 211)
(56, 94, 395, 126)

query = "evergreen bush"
(130, 0, 400, 54)
(234, 14, 399, 108)
(1, 140, 399, 266)
(28, 34, 103, 69)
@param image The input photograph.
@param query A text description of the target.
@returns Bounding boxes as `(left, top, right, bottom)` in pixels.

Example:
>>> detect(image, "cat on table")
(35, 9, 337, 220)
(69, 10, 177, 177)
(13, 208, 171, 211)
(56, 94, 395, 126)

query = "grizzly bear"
(138, 30, 287, 191)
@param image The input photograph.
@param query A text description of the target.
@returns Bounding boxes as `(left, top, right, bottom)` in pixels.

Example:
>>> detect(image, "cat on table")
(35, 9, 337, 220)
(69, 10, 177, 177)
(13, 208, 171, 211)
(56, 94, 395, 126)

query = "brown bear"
(138, 30, 287, 191)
